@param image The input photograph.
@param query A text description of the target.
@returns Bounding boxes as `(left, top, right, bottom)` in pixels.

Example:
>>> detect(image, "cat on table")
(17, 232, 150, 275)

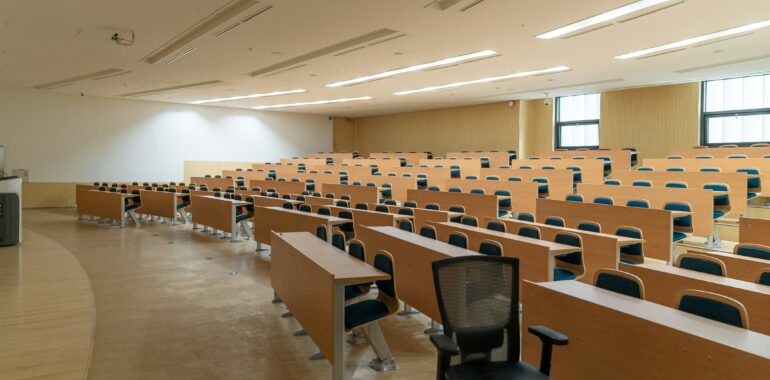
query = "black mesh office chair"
(430, 256, 568, 380)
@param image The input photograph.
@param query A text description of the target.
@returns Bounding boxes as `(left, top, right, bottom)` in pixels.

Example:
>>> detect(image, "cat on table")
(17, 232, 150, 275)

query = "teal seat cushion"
(673, 231, 687, 242)
(620, 258, 637, 265)
(553, 268, 577, 281)
(236, 214, 252, 223)
(345, 300, 390, 329)
(713, 210, 725, 219)
(595, 273, 642, 298)
(125, 205, 140, 212)
(497, 210, 509, 218)
(679, 295, 743, 327)
(748, 192, 758, 200)
(736, 246, 770, 260)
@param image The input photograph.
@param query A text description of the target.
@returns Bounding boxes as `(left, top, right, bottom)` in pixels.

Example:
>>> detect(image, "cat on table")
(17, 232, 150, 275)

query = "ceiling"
(1, 0, 769, 117)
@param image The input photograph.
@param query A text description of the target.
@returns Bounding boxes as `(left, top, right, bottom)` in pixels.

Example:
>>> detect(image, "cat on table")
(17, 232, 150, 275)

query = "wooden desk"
(611, 170, 748, 215)
(247, 179, 305, 194)
(622, 262, 770, 336)
(280, 172, 340, 187)
(513, 159, 605, 184)
(739, 217, 770, 246)
(320, 183, 379, 205)
(270, 231, 388, 380)
(418, 159, 482, 179)
(368, 152, 429, 165)
(347, 174, 417, 202)
(407, 189, 498, 222)
(299, 195, 336, 206)
(310, 205, 406, 238)
(374, 166, 452, 189)
(76, 190, 131, 227)
(189, 177, 234, 189)
(139, 190, 183, 223)
(446, 151, 513, 167)
(541, 149, 632, 170)
(432, 222, 578, 283)
(487, 218, 633, 282)
(522, 280, 770, 379)
(669, 146, 770, 159)
(536, 199, 673, 262)
(577, 183, 714, 237)
(234, 191, 299, 208)
(356, 226, 478, 322)
(685, 249, 770, 283)
(253, 206, 348, 243)
(341, 158, 402, 170)
(189, 195, 249, 240)
(642, 158, 770, 193)
(305, 164, 373, 177)
(480, 168, 574, 200)
(368, 204, 462, 233)
(221, 170, 265, 182)
(304, 152, 355, 163)
(443, 179, 538, 214)
(279, 158, 327, 167)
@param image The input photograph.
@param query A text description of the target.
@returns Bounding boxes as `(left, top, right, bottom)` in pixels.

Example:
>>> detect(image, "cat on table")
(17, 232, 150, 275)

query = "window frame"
(555, 93, 601, 150)
(700, 74, 770, 147)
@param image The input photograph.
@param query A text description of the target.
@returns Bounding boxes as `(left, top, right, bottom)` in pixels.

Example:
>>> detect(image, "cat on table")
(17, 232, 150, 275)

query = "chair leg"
(365, 323, 397, 372)
(706, 222, 723, 249)
(397, 303, 419, 316)
(129, 211, 141, 227)
(346, 328, 369, 344)
(424, 320, 443, 335)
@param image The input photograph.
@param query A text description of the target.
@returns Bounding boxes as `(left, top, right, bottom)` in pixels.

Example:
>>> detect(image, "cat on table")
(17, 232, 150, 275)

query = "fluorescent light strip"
(190, 89, 306, 104)
(615, 19, 770, 59)
(325, 49, 497, 88)
(163, 47, 197, 65)
(393, 66, 570, 96)
(537, 0, 671, 39)
(253, 96, 373, 110)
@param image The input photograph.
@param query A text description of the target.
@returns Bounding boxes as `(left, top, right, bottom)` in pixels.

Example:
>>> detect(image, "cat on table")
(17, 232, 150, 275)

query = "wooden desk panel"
(642, 158, 770, 192)
(739, 217, 770, 246)
(76, 190, 124, 221)
(376, 166, 452, 189)
(513, 159, 605, 184)
(536, 199, 672, 262)
(270, 231, 387, 376)
(488, 218, 621, 282)
(253, 206, 347, 244)
(320, 184, 378, 205)
(431, 222, 558, 283)
(247, 179, 305, 194)
(279, 158, 327, 167)
(611, 170, 748, 215)
(446, 151, 513, 167)
(347, 175, 417, 202)
(540, 149, 632, 170)
(278, 172, 340, 187)
(622, 262, 770, 336)
(522, 280, 770, 379)
(305, 165, 373, 177)
(304, 152, 355, 162)
(480, 168, 574, 201)
(368, 152, 429, 165)
(221, 170, 264, 181)
(686, 249, 770, 283)
(341, 158, 402, 169)
(356, 226, 478, 322)
(234, 191, 294, 208)
(312, 205, 401, 238)
(138, 190, 177, 219)
(300, 195, 336, 206)
(418, 159, 482, 178)
(444, 179, 538, 214)
(670, 146, 770, 159)
(189, 177, 234, 189)
(407, 189, 498, 222)
(189, 195, 238, 232)
(577, 183, 714, 237)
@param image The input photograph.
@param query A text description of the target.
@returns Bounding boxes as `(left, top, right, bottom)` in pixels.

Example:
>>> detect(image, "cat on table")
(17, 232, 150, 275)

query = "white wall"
(0, 89, 332, 182)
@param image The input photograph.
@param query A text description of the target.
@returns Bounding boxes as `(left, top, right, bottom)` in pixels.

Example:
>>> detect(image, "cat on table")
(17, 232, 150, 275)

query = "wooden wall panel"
(600, 83, 700, 161)
(332, 117, 355, 153)
(183, 161, 255, 183)
(519, 98, 554, 159)
(350, 102, 519, 157)
(22, 182, 77, 208)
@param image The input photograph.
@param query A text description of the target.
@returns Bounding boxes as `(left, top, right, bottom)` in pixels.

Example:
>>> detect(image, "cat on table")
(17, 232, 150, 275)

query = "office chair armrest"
(528, 325, 568, 346)
(429, 334, 460, 356)
(528, 325, 568, 376)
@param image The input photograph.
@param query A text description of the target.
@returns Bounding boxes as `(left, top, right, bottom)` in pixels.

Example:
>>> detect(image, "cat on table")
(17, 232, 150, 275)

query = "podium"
(0, 176, 21, 246)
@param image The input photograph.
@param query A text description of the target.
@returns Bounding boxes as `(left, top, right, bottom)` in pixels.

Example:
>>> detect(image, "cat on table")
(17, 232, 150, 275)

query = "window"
(701, 73, 770, 146)
(555, 93, 600, 149)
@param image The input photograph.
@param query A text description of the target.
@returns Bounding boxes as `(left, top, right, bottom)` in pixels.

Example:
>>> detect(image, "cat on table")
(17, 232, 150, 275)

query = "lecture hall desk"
(76, 189, 136, 227)
(189, 195, 250, 241)
(522, 280, 770, 379)
(252, 206, 348, 244)
(138, 189, 186, 224)
(366, 204, 464, 233)
(270, 231, 388, 380)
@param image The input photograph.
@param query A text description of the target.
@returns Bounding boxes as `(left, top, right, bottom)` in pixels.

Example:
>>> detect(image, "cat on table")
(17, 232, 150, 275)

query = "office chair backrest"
(665, 181, 687, 189)
(577, 221, 601, 233)
(448, 205, 465, 214)
(676, 253, 726, 276)
(384, 199, 398, 206)
(518, 226, 541, 240)
(348, 239, 366, 262)
(478, 240, 503, 256)
(398, 219, 413, 233)
(355, 203, 368, 210)
(565, 194, 583, 202)
(517, 213, 535, 222)
(419, 225, 437, 240)
(544, 216, 565, 227)
(632, 180, 652, 187)
(317, 207, 331, 216)
(734, 243, 770, 261)
(398, 208, 414, 216)
(335, 200, 349, 207)
(593, 196, 614, 205)
(375, 205, 389, 213)
(425, 203, 440, 210)
(315, 225, 327, 241)
(676, 289, 748, 328)
(594, 269, 645, 299)
(331, 231, 346, 251)
(604, 179, 621, 186)
(626, 199, 650, 208)
(432, 256, 519, 358)
(757, 269, 770, 286)
(298, 204, 312, 213)
(460, 216, 478, 227)
(486, 220, 506, 233)
(373, 251, 399, 311)
(403, 201, 418, 208)
(448, 232, 468, 249)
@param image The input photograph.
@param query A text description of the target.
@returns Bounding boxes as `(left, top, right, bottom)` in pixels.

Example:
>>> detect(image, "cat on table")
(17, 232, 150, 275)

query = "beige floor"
(21, 209, 438, 380)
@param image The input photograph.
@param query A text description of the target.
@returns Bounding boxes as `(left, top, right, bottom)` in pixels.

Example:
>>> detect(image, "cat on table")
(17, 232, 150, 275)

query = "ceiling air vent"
(33, 68, 129, 90)
(459, 0, 486, 12)
(245, 28, 400, 77)
(120, 80, 224, 97)
(141, 0, 260, 64)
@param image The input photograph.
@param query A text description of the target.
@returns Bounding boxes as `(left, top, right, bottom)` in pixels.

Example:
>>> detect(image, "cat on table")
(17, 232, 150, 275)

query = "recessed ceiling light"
(190, 89, 306, 105)
(393, 66, 570, 96)
(536, 0, 671, 39)
(615, 19, 770, 59)
(325, 50, 497, 88)
(253, 96, 373, 110)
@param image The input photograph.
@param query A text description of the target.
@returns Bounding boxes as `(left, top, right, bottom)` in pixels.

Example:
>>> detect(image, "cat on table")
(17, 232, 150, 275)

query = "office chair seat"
(344, 299, 390, 329)
(713, 210, 725, 219)
(553, 268, 577, 281)
(446, 360, 549, 380)
(125, 205, 140, 212)
(235, 214, 252, 223)
(673, 231, 687, 242)
(497, 210, 510, 218)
